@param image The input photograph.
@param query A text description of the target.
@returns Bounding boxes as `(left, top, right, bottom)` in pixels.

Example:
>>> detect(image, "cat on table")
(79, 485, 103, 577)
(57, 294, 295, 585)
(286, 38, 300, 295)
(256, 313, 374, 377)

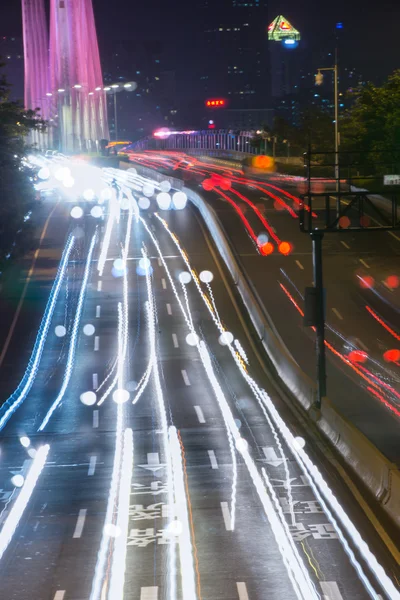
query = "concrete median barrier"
(129, 161, 400, 530)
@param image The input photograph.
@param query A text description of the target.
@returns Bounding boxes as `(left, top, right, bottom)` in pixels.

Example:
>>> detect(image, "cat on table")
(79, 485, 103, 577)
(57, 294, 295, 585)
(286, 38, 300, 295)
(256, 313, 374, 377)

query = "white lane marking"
(166, 303, 172, 315)
(236, 582, 250, 600)
(94, 336, 100, 351)
(73, 508, 87, 538)
(53, 593, 66, 600)
(332, 308, 343, 320)
(262, 446, 285, 467)
(355, 337, 369, 352)
(97, 280, 102, 291)
(88, 456, 97, 476)
(93, 410, 99, 428)
(220, 501, 233, 531)
(389, 230, 400, 242)
(140, 587, 158, 600)
(158, 257, 162, 267)
(181, 369, 191, 386)
(96, 305, 101, 318)
(194, 405, 206, 424)
(382, 279, 395, 291)
(340, 240, 350, 249)
(320, 581, 344, 600)
(161, 278, 167, 289)
(92, 373, 98, 389)
(208, 450, 218, 469)
(359, 258, 370, 269)
(295, 260, 304, 270)
(172, 333, 179, 348)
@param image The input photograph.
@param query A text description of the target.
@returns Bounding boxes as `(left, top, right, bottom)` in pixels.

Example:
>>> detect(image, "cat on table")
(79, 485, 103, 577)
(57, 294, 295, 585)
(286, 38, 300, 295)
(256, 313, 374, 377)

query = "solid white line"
(208, 450, 218, 469)
(97, 280, 102, 291)
(221, 501, 233, 531)
(158, 257, 162, 267)
(161, 278, 167, 289)
(320, 581, 344, 600)
(181, 369, 190, 386)
(172, 333, 179, 348)
(359, 258, 370, 269)
(73, 508, 87, 538)
(94, 336, 100, 351)
(340, 241, 350, 249)
(166, 303, 172, 315)
(92, 373, 98, 389)
(95, 305, 101, 318)
(389, 230, 400, 242)
(295, 260, 304, 270)
(140, 587, 158, 600)
(194, 405, 206, 423)
(236, 582, 250, 600)
(332, 308, 343, 320)
(88, 456, 97, 476)
(53, 593, 66, 600)
(93, 410, 99, 428)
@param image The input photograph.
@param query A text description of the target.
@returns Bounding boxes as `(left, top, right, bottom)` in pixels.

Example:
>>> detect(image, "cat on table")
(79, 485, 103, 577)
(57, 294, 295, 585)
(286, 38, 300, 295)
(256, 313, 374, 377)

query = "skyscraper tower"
(21, 0, 52, 147)
(49, 0, 109, 152)
(268, 15, 301, 98)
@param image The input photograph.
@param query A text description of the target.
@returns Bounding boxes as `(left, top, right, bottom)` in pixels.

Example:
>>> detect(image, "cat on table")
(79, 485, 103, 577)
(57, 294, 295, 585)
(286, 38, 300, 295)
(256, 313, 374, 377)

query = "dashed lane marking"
(97, 280, 102, 291)
(161, 278, 167, 289)
(73, 509, 87, 538)
(332, 308, 343, 320)
(53, 593, 66, 600)
(172, 333, 179, 348)
(320, 581, 344, 600)
(208, 450, 218, 469)
(340, 241, 350, 249)
(96, 305, 101, 318)
(93, 410, 99, 428)
(92, 373, 98, 389)
(140, 588, 158, 600)
(166, 303, 172, 315)
(181, 369, 191, 386)
(94, 336, 100, 351)
(236, 582, 250, 600)
(194, 405, 206, 424)
(88, 456, 97, 476)
(359, 258, 370, 269)
(220, 502, 233, 531)
(295, 260, 304, 270)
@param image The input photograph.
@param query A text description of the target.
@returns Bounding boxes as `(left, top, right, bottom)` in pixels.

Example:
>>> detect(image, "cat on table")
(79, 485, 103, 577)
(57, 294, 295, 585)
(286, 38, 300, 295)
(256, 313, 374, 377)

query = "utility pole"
(315, 63, 339, 194)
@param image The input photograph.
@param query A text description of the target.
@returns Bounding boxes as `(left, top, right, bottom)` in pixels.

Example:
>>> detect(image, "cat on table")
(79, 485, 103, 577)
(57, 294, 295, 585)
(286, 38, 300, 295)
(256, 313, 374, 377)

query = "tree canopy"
(0, 62, 46, 267)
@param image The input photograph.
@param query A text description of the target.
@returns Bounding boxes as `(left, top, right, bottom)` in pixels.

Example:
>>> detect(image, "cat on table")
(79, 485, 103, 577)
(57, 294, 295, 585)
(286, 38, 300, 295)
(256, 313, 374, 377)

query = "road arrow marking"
(138, 453, 165, 473)
(259, 447, 286, 467)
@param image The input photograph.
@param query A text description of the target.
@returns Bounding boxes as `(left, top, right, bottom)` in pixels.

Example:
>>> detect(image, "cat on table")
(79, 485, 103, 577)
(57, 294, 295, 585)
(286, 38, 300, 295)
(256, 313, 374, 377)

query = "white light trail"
(38, 233, 97, 430)
(97, 188, 117, 276)
(234, 339, 249, 365)
(0, 444, 49, 561)
(143, 249, 177, 600)
(169, 426, 197, 600)
(156, 214, 398, 599)
(108, 428, 134, 600)
(0, 235, 75, 431)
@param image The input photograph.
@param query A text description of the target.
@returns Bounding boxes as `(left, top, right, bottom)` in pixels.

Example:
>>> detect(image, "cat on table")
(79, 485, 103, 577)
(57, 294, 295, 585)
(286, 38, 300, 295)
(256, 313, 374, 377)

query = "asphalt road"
(0, 171, 397, 600)
(126, 151, 400, 465)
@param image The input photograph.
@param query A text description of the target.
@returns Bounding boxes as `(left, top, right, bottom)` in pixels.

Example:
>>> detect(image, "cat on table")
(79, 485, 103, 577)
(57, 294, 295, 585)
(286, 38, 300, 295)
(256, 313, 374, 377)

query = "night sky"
(1, 0, 399, 84)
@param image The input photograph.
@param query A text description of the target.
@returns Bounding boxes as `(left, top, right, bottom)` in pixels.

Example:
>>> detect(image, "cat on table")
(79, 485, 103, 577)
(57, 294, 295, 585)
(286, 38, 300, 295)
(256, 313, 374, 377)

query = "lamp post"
(104, 81, 136, 142)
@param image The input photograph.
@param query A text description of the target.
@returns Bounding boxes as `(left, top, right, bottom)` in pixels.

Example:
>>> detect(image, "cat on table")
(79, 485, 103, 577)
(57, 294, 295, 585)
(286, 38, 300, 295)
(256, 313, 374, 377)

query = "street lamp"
(104, 81, 137, 141)
(315, 63, 339, 190)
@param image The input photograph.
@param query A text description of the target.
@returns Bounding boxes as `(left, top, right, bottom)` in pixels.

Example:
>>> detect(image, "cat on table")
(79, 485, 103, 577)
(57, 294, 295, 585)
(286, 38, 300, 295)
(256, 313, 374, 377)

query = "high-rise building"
(175, 0, 269, 125)
(268, 15, 301, 99)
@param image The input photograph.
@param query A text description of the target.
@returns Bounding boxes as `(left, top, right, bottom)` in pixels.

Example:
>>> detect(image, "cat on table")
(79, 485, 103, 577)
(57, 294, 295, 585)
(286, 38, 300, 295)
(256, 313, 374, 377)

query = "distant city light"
(206, 99, 225, 107)
(336, 22, 344, 29)
(284, 39, 296, 45)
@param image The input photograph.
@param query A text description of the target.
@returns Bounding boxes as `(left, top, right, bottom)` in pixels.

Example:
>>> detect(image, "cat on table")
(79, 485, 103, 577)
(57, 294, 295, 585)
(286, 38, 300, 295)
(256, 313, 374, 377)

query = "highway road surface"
(0, 159, 398, 600)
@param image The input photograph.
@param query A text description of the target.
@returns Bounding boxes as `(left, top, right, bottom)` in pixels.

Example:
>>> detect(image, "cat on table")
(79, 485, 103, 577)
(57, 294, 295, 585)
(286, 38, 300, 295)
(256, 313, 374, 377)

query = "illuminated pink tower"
(21, 0, 53, 148)
(49, 0, 109, 152)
